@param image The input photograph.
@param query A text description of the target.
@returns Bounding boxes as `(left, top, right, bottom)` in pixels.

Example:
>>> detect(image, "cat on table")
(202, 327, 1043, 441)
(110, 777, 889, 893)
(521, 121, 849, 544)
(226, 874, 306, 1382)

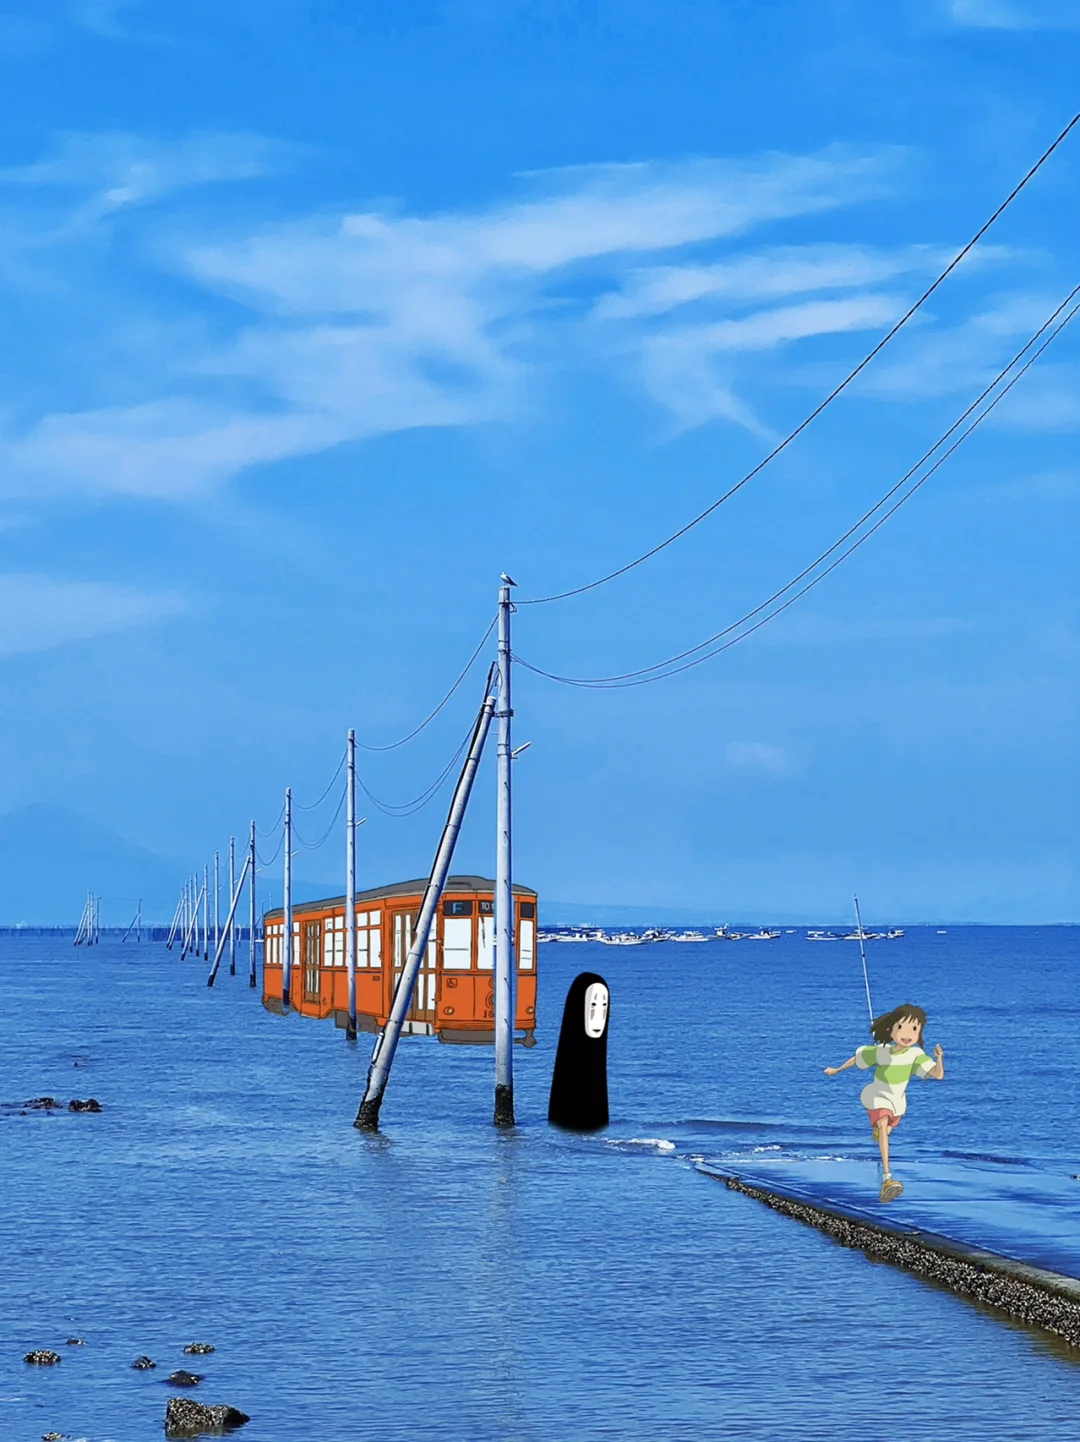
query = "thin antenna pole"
(282, 788, 293, 1011)
(355, 686, 497, 1131)
(854, 894, 874, 1024)
(345, 729, 358, 1043)
(494, 578, 516, 1127)
(248, 820, 257, 988)
(229, 836, 237, 975)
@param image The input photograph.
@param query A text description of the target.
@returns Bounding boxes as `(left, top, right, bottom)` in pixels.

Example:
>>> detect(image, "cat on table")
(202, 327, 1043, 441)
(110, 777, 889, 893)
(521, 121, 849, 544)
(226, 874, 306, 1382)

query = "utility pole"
(229, 836, 237, 976)
(202, 864, 209, 960)
(494, 574, 516, 1128)
(355, 684, 497, 1132)
(345, 728, 358, 1042)
(248, 820, 257, 988)
(214, 851, 220, 959)
(282, 787, 293, 1011)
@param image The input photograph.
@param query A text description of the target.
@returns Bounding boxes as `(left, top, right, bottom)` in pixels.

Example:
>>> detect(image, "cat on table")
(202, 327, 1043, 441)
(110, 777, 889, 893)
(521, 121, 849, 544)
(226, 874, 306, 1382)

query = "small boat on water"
(745, 929, 781, 941)
(669, 930, 709, 942)
(807, 930, 842, 942)
(887, 928, 905, 939)
(599, 931, 649, 946)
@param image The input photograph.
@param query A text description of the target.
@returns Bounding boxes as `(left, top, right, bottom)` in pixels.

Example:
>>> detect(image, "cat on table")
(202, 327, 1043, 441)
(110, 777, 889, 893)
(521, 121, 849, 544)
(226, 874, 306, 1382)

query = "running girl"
(824, 1004, 944, 1202)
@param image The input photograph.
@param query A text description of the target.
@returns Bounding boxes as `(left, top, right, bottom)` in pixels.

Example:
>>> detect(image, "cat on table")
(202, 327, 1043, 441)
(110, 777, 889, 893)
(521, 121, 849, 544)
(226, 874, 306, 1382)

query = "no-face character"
(547, 971, 609, 1131)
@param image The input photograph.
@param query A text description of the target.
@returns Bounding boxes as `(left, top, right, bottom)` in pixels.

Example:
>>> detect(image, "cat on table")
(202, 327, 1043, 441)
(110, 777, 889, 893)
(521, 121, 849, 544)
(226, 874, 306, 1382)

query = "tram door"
(390, 910, 437, 1027)
(303, 920, 327, 1011)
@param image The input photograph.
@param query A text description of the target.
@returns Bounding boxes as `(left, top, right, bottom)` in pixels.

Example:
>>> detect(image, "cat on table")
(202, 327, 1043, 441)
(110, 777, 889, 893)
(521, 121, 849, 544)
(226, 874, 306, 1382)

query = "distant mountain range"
(0, 804, 339, 926)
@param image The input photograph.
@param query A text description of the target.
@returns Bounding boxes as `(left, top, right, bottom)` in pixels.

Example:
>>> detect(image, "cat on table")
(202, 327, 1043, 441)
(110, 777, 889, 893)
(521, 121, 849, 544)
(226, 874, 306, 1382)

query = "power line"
(294, 748, 346, 810)
(356, 615, 497, 751)
(356, 667, 497, 817)
(517, 111, 1080, 609)
(514, 287, 1080, 689)
(358, 728, 475, 818)
(294, 785, 349, 850)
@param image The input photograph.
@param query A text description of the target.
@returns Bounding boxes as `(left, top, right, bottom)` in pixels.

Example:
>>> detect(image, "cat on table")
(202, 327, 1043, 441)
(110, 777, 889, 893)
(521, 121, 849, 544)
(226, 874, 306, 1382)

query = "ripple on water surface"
(0, 928, 1078, 1440)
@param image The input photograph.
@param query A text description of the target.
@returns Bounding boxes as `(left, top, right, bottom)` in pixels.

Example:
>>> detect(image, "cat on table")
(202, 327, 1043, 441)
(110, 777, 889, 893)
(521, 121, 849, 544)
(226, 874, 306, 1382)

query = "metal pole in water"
(248, 820, 257, 988)
(229, 836, 237, 975)
(202, 865, 209, 960)
(214, 851, 220, 958)
(494, 576, 516, 1128)
(208, 853, 252, 986)
(137, 898, 141, 945)
(282, 787, 293, 1011)
(355, 685, 497, 1132)
(345, 728, 358, 1042)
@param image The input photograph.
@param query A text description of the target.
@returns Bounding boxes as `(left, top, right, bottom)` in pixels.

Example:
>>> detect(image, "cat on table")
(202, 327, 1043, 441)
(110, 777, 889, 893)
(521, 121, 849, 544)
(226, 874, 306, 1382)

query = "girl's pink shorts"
(867, 1108, 901, 1131)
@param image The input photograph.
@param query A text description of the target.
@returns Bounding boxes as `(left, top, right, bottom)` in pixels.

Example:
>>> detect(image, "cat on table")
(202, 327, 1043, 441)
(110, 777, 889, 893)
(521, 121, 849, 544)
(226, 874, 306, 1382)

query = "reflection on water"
(0, 926, 1078, 1440)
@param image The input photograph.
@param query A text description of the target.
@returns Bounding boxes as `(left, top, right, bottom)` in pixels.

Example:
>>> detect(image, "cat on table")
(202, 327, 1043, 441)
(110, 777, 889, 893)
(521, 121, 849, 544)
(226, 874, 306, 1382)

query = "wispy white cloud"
(594, 243, 945, 321)
(947, 0, 1080, 29)
(862, 290, 1080, 429)
(0, 130, 296, 226)
(724, 741, 789, 775)
(67, 0, 142, 37)
(0, 573, 186, 656)
(635, 294, 901, 435)
(0, 145, 899, 498)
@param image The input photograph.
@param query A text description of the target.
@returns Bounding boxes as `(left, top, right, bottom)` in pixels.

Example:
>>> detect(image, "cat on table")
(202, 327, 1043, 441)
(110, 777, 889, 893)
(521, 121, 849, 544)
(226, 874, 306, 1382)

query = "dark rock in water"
(68, 1098, 102, 1113)
(24, 1097, 61, 1111)
(167, 1370, 203, 1387)
(183, 1342, 215, 1355)
(164, 1397, 250, 1436)
(65, 1337, 85, 1346)
(132, 1355, 157, 1369)
(24, 1350, 61, 1365)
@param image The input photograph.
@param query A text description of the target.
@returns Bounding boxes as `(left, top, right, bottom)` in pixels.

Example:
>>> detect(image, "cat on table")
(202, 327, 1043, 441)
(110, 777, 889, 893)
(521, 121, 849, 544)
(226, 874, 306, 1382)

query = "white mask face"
(583, 982, 608, 1038)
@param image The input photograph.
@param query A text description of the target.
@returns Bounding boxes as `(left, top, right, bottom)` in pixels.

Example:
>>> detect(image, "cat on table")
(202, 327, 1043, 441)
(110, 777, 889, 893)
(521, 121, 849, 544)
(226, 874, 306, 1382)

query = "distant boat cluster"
(538, 926, 905, 946)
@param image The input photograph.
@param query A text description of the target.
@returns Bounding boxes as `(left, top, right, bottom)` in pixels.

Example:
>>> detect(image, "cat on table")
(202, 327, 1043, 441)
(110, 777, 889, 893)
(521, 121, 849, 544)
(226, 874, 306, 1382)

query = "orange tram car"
(262, 874, 538, 1046)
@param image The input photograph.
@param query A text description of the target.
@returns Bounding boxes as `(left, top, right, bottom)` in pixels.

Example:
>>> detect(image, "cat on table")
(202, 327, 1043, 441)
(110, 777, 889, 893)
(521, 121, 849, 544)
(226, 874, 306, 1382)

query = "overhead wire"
(357, 665, 497, 818)
(517, 111, 1080, 608)
(294, 785, 349, 850)
(294, 749, 346, 810)
(513, 286, 1080, 689)
(356, 615, 498, 751)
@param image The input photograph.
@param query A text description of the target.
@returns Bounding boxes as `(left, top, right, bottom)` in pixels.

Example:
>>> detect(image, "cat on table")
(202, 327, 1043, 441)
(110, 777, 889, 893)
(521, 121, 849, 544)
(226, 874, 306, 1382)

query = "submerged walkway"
(698, 1155, 1080, 1346)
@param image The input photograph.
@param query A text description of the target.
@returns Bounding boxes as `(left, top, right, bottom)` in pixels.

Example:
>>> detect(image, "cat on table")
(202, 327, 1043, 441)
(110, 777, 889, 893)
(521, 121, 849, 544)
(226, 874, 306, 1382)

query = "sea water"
(0, 926, 1077, 1441)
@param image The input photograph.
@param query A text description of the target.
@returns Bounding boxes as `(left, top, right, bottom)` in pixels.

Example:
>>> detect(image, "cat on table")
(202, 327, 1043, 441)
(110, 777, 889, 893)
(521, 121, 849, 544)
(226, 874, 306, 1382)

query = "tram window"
(369, 927, 382, 968)
(520, 902, 535, 919)
(477, 914, 495, 970)
(443, 899, 473, 916)
(518, 918, 535, 970)
(443, 916, 472, 970)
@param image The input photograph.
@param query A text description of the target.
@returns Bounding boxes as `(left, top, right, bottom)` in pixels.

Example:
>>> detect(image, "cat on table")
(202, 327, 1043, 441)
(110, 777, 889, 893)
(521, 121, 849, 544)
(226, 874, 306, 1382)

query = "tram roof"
(263, 874, 537, 921)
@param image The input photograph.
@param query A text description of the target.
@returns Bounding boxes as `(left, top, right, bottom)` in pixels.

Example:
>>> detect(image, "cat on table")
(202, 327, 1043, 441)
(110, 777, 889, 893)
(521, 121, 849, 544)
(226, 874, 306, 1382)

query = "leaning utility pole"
(355, 679, 497, 1132)
(494, 575, 516, 1128)
(214, 851, 221, 958)
(282, 787, 293, 1010)
(229, 836, 237, 975)
(345, 728, 358, 1042)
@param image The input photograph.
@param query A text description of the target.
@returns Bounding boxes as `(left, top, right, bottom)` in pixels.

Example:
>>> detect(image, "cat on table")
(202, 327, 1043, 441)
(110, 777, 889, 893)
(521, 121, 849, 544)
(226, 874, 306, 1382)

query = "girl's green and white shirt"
(855, 1043, 936, 1116)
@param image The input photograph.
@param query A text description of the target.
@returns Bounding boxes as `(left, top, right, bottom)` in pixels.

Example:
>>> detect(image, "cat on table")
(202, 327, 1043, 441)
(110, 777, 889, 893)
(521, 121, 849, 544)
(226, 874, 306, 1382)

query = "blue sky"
(0, 0, 1076, 922)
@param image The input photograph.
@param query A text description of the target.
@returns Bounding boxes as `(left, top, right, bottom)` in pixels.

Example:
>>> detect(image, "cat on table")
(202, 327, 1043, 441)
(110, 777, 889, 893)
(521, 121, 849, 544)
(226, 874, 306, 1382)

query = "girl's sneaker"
(879, 1176, 904, 1203)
